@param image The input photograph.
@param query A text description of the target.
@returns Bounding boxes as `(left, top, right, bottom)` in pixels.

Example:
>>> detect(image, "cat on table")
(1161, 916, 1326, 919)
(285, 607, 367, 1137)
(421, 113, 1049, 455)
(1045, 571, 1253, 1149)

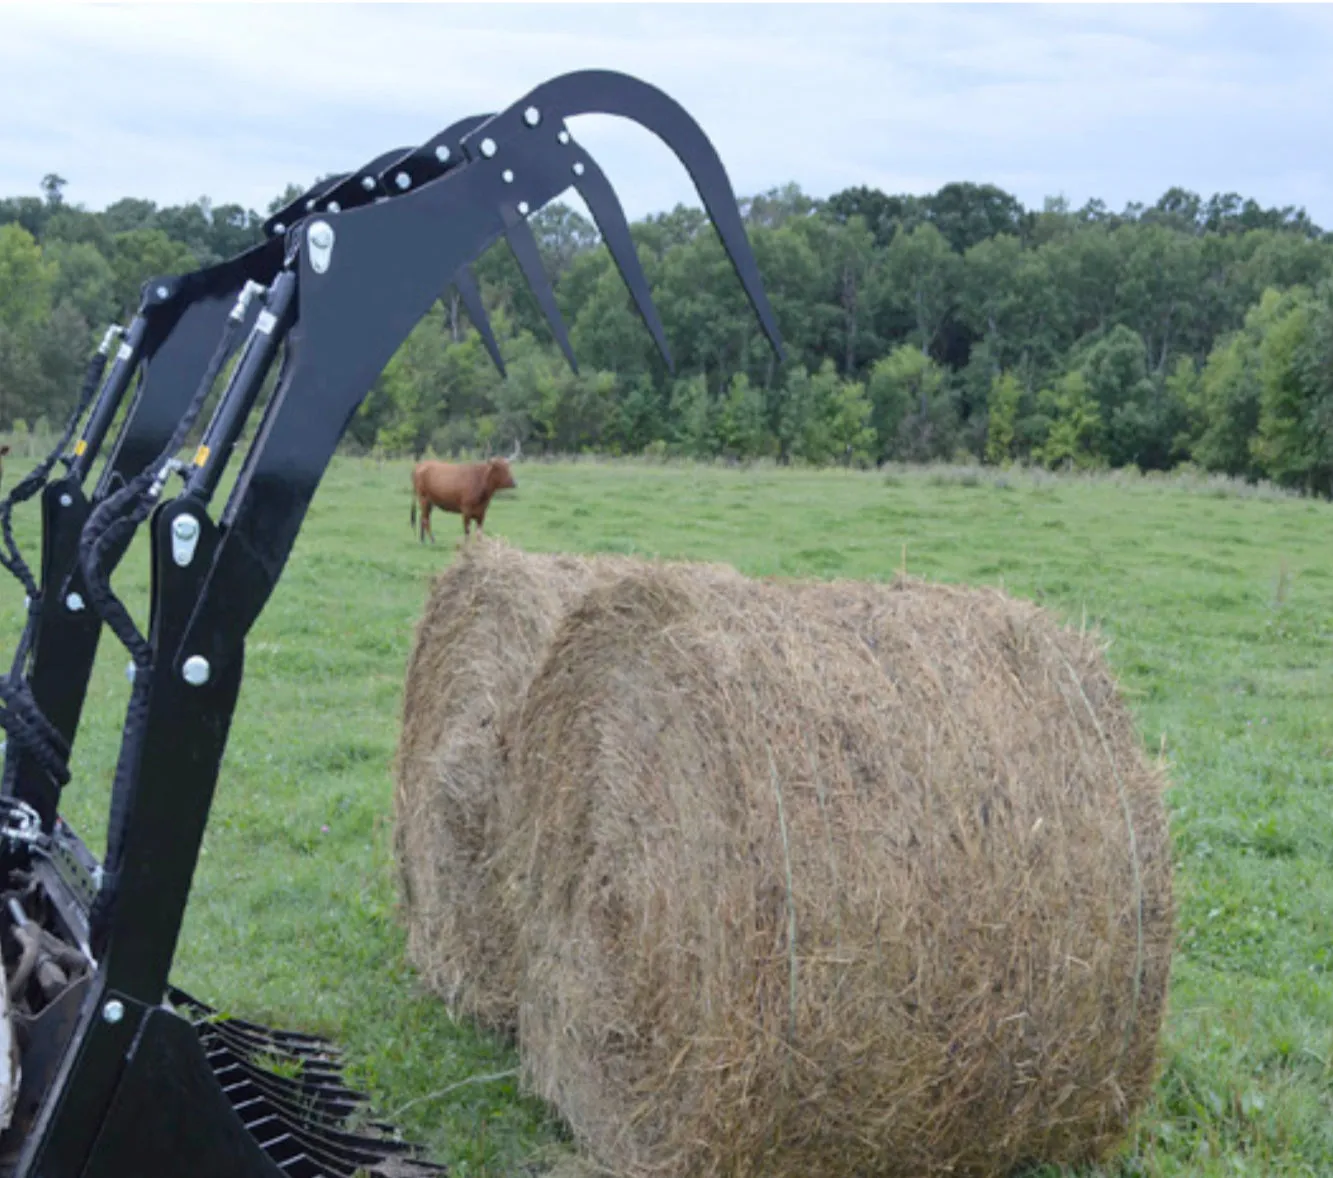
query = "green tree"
(879, 221, 959, 356)
(865, 345, 956, 462)
(1034, 371, 1103, 469)
(715, 372, 771, 460)
(668, 373, 715, 458)
(0, 223, 55, 330)
(984, 371, 1023, 465)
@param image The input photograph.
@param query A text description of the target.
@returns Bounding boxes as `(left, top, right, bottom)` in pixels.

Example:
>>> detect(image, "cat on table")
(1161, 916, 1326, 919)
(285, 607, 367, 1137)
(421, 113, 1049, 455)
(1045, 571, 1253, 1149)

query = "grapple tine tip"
(504, 214, 579, 374)
(565, 139, 674, 373)
(452, 267, 507, 378)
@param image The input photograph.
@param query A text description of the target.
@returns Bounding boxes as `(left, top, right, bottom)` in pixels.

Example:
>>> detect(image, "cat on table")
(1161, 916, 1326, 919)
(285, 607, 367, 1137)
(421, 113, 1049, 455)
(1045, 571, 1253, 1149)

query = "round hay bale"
(392, 537, 639, 1031)
(500, 566, 1173, 1178)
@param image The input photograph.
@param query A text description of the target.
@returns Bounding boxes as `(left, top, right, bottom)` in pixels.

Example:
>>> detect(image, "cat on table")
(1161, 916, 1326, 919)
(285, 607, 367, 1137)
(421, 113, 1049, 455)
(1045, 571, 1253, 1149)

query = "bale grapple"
(0, 70, 784, 1177)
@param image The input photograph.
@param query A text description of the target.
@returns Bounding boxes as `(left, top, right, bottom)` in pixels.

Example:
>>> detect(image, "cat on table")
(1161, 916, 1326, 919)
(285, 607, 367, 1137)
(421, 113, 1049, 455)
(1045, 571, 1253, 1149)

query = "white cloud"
(2, 2, 1331, 227)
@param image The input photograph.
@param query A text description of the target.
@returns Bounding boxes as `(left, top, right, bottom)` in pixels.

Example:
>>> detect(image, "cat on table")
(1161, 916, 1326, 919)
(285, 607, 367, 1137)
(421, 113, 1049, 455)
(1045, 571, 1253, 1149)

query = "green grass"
(2, 454, 1331, 1176)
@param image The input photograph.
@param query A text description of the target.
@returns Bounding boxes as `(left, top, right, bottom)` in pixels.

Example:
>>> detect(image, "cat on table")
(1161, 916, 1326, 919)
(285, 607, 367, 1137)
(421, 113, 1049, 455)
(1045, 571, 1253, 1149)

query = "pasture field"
(1, 453, 1330, 1177)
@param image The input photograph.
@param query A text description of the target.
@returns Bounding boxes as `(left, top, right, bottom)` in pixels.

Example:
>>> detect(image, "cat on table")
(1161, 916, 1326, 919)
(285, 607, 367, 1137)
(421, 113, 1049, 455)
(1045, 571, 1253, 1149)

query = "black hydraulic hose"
(0, 678, 71, 787)
(0, 328, 121, 790)
(79, 307, 250, 669)
(0, 327, 119, 605)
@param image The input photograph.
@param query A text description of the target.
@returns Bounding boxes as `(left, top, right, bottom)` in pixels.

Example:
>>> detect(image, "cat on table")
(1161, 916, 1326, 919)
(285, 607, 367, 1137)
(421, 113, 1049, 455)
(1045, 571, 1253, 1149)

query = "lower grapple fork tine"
(451, 266, 507, 376)
(566, 137, 674, 372)
(504, 213, 579, 373)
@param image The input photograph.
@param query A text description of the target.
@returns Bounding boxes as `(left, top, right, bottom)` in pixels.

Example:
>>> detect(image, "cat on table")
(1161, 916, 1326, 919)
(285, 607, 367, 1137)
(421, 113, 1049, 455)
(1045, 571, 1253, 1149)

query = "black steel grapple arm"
(0, 67, 784, 1178)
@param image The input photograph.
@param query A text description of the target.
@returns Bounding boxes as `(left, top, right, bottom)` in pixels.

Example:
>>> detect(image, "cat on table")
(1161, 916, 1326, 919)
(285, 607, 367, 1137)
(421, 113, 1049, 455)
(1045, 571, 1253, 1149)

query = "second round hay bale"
(392, 538, 636, 1031)
(500, 566, 1173, 1178)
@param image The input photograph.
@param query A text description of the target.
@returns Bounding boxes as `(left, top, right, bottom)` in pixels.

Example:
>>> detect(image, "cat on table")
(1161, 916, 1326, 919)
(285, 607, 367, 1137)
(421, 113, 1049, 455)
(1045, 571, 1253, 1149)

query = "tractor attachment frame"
(0, 68, 783, 1178)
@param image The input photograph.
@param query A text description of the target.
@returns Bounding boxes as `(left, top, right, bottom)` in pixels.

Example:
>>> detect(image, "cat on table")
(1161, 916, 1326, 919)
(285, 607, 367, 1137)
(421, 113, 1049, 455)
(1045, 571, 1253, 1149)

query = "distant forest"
(2, 171, 1332, 495)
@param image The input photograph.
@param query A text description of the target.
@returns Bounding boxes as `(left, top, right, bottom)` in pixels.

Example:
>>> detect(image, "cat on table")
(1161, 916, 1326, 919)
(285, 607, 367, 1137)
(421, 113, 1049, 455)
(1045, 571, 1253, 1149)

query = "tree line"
(2, 171, 1332, 495)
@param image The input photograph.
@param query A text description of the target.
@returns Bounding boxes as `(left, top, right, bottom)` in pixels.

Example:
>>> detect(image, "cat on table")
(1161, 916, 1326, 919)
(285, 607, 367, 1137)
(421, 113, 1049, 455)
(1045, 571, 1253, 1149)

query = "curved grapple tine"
(451, 266, 506, 377)
(459, 68, 785, 363)
(566, 139, 673, 372)
(504, 212, 579, 374)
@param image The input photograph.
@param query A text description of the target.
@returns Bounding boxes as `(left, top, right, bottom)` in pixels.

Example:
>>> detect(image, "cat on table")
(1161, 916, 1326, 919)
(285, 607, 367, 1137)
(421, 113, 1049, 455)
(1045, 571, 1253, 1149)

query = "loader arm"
(0, 68, 783, 1178)
(1, 126, 528, 830)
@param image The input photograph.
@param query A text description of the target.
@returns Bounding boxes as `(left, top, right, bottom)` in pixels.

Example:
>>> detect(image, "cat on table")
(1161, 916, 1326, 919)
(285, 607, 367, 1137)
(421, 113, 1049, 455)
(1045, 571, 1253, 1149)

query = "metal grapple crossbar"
(0, 70, 784, 1177)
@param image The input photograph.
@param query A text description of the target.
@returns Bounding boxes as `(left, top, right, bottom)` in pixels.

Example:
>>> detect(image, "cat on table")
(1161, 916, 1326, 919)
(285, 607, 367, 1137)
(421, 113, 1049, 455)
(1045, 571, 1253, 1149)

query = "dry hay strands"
(500, 565, 1174, 1178)
(392, 537, 642, 1031)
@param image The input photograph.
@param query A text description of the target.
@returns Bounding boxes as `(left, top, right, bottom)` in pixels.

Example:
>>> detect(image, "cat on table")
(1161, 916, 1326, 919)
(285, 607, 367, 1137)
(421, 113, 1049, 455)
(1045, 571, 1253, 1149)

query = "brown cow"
(409, 447, 518, 542)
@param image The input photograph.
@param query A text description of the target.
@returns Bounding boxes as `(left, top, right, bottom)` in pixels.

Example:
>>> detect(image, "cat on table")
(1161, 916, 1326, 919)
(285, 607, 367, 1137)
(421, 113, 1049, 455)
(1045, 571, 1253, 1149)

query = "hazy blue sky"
(3, 3, 1330, 225)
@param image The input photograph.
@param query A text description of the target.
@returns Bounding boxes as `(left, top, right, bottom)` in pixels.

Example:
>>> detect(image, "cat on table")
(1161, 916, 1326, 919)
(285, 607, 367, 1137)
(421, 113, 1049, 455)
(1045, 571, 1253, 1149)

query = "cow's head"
(487, 457, 517, 492)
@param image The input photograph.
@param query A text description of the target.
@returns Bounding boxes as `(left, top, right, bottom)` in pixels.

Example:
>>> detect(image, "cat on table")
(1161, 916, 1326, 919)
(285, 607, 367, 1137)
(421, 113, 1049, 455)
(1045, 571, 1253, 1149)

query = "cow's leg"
(422, 501, 435, 544)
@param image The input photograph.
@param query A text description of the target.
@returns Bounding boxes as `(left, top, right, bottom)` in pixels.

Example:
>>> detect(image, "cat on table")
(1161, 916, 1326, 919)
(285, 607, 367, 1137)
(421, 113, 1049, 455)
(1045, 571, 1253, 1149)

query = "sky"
(2, 2, 1332, 228)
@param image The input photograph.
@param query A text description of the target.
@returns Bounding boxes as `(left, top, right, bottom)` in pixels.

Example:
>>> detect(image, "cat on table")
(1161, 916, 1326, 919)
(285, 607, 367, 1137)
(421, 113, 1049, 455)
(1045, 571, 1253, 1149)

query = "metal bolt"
(170, 513, 201, 568)
(435, 145, 451, 163)
(306, 199, 316, 212)
(102, 1000, 124, 1024)
(395, 172, 411, 191)
(479, 137, 497, 158)
(272, 221, 286, 235)
(125, 661, 136, 685)
(360, 176, 376, 192)
(558, 130, 571, 145)
(502, 169, 514, 184)
(518, 201, 530, 216)
(308, 220, 336, 275)
(572, 161, 585, 176)
(59, 493, 72, 507)
(327, 200, 340, 213)
(155, 285, 169, 299)
(524, 106, 541, 127)
(65, 592, 84, 613)
(182, 655, 211, 686)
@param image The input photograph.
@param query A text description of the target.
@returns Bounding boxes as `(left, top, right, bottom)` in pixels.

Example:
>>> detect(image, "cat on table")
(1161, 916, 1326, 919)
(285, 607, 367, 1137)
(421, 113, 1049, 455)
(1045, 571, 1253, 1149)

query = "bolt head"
(502, 169, 514, 184)
(102, 999, 124, 1024)
(395, 171, 412, 191)
(435, 145, 451, 163)
(558, 130, 571, 145)
(360, 175, 376, 191)
(155, 285, 169, 299)
(518, 201, 530, 216)
(172, 514, 199, 541)
(524, 106, 541, 127)
(326, 200, 341, 213)
(65, 592, 84, 613)
(572, 161, 585, 177)
(59, 493, 72, 507)
(125, 661, 136, 685)
(271, 221, 286, 235)
(308, 222, 334, 250)
(480, 137, 497, 158)
(182, 655, 211, 686)
(305, 199, 316, 212)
